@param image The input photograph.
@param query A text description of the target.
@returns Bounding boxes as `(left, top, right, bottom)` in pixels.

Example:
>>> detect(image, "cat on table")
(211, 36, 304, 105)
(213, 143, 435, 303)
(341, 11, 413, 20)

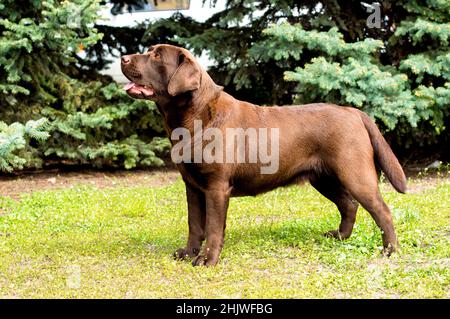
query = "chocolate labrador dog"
(121, 44, 406, 266)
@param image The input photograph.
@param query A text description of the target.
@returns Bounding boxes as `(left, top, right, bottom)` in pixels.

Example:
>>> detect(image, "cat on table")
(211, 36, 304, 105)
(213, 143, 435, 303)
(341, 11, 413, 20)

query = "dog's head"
(121, 44, 202, 101)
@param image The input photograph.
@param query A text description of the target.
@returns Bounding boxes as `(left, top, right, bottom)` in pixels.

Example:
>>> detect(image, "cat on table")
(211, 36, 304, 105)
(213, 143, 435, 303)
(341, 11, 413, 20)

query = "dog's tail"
(358, 111, 407, 193)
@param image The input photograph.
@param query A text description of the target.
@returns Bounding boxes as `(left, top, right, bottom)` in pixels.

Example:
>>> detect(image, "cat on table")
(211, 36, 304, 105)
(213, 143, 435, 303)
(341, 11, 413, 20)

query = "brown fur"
(121, 44, 407, 266)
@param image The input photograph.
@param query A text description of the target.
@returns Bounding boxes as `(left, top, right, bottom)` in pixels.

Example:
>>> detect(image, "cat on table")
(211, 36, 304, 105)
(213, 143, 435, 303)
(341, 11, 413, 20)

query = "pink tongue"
(123, 82, 135, 90)
(123, 82, 154, 96)
(140, 86, 154, 96)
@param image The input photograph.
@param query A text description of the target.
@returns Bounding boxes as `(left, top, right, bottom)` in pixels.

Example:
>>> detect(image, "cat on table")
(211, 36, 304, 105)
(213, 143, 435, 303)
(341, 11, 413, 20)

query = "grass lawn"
(0, 173, 449, 298)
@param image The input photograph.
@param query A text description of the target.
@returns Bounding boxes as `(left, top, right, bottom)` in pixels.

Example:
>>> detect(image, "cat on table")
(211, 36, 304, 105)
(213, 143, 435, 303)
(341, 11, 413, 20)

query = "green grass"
(0, 176, 449, 298)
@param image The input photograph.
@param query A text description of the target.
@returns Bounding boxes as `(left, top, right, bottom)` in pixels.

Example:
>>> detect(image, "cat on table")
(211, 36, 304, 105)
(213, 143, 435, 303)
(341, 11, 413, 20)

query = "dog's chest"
(176, 163, 211, 190)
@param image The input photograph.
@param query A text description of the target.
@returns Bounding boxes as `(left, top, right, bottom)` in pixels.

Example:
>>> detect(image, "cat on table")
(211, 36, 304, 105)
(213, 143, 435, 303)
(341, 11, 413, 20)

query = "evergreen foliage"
(0, 0, 169, 172)
(0, 118, 49, 172)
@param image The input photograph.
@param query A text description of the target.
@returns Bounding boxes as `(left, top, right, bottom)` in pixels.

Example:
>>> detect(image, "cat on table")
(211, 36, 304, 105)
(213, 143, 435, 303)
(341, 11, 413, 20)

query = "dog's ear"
(168, 53, 201, 96)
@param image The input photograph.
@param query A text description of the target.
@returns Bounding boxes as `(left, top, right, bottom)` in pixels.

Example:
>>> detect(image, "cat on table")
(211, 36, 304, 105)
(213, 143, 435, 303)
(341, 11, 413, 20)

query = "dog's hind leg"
(335, 161, 399, 256)
(310, 174, 358, 240)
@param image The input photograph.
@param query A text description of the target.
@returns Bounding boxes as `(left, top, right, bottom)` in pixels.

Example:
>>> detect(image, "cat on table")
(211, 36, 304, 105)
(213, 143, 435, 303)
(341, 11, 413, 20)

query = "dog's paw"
(174, 247, 199, 260)
(192, 254, 218, 267)
(324, 229, 352, 240)
(381, 243, 398, 257)
(324, 230, 343, 240)
(174, 248, 188, 260)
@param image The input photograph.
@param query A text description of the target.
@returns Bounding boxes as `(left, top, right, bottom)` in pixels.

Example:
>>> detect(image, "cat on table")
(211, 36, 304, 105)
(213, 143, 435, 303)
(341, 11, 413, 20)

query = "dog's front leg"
(174, 185, 206, 260)
(192, 185, 230, 266)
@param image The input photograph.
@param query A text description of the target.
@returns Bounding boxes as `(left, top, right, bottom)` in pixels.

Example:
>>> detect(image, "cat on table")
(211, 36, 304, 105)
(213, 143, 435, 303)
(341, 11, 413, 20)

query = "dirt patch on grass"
(380, 175, 450, 194)
(1, 168, 448, 198)
(0, 169, 180, 197)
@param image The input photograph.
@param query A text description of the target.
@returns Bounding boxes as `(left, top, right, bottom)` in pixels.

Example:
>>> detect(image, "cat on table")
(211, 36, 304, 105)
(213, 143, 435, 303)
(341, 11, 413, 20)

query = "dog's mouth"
(123, 82, 154, 97)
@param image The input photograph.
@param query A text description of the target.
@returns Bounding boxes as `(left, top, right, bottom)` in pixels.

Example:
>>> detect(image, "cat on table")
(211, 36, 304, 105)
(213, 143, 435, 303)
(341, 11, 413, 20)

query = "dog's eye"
(153, 52, 160, 59)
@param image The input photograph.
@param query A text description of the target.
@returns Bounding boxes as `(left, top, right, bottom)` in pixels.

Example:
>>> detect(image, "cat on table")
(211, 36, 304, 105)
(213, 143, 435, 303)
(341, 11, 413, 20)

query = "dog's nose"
(121, 55, 131, 64)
